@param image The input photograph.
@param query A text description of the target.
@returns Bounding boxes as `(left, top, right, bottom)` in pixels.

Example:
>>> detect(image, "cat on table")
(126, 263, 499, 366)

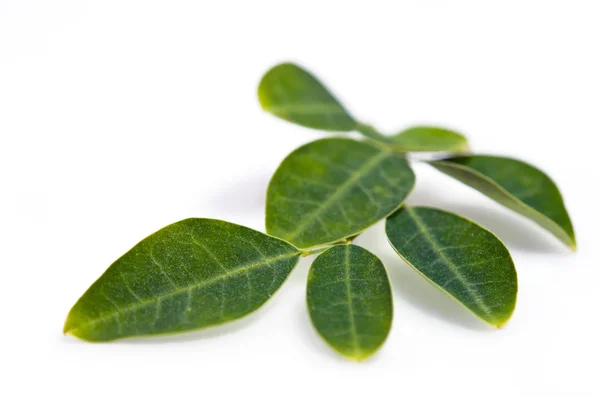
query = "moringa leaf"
(429, 155, 576, 250)
(390, 126, 469, 152)
(307, 244, 392, 361)
(64, 219, 301, 342)
(258, 62, 357, 131)
(266, 137, 415, 249)
(386, 206, 518, 328)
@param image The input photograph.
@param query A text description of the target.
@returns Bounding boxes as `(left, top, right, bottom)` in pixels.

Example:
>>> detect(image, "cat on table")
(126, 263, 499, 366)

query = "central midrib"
(285, 150, 393, 242)
(67, 251, 299, 334)
(430, 161, 575, 248)
(405, 207, 490, 316)
(344, 245, 360, 357)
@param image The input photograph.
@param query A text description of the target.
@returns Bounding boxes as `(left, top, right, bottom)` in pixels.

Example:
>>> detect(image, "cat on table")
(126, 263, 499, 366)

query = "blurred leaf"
(429, 155, 576, 250)
(258, 63, 357, 131)
(389, 126, 469, 152)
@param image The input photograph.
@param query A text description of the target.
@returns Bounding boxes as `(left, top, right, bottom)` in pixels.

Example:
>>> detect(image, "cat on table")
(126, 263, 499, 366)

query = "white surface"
(1, 1, 599, 396)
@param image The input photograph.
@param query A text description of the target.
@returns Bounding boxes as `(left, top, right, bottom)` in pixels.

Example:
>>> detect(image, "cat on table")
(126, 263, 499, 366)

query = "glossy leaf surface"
(307, 245, 392, 361)
(266, 137, 415, 248)
(390, 126, 469, 152)
(64, 219, 301, 341)
(429, 155, 576, 250)
(386, 206, 518, 327)
(258, 63, 357, 131)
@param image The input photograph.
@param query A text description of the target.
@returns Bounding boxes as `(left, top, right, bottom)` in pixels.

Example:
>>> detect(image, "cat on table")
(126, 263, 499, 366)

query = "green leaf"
(258, 62, 357, 131)
(266, 137, 415, 249)
(429, 155, 576, 250)
(307, 245, 393, 361)
(386, 206, 518, 328)
(390, 126, 470, 152)
(64, 219, 301, 342)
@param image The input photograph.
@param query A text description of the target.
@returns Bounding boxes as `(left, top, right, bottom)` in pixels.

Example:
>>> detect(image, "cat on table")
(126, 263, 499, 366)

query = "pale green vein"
(429, 160, 575, 250)
(66, 251, 299, 335)
(344, 245, 360, 357)
(190, 238, 229, 319)
(149, 248, 178, 288)
(404, 207, 490, 316)
(285, 150, 393, 241)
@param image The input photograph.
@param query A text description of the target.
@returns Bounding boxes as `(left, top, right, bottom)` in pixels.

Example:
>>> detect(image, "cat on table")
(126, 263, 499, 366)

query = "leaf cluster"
(65, 63, 575, 361)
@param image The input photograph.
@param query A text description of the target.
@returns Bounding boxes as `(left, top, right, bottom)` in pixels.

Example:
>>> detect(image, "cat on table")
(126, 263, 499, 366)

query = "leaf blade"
(386, 206, 518, 327)
(307, 245, 393, 361)
(429, 155, 576, 250)
(64, 219, 301, 342)
(266, 137, 415, 248)
(258, 63, 357, 131)
(390, 126, 469, 152)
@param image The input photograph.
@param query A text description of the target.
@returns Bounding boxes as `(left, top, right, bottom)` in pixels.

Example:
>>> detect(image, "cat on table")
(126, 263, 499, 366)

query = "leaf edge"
(428, 158, 576, 251)
(64, 218, 303, 342)
(385, 206, 518, 329)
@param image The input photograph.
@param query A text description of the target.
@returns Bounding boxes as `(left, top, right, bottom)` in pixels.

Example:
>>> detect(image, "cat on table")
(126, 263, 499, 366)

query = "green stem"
(300, 237, 356, 257)
(301, 247, 331, 257)
(356, 123, 391, 143)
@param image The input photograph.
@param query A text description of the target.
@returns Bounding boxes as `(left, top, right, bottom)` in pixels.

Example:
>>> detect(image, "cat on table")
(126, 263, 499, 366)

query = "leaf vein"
(68, 252, 299, 334)
(285, 150, 392, 241)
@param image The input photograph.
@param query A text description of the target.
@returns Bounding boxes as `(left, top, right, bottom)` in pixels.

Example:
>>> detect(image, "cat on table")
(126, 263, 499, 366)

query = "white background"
(1, 1, 599, 396)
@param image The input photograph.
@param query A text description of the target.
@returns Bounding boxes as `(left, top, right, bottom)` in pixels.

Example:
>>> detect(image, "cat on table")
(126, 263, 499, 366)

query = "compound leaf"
(386, 206, 518, 327)
(390, 126, 469, 152)
(429, 155, 576, 250)
(258, 62, 357, 131)
(64, 219, 301, 342)
(307, 245, 392, 361)
(266, 137, 415, 249)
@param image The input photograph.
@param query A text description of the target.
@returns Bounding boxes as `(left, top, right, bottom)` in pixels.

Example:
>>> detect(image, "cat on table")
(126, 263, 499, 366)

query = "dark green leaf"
(390, 126, 469, 152)
(266, 137, 415, 248)
(429, 156, 576, 250)
(64, 219, 301, 342)
(258, 63, 357, 131)
(386, 206, 518, 327)
(307, 245, 392, 361)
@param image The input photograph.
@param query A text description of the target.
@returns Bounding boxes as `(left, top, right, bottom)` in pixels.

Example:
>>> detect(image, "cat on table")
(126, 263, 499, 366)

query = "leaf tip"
(257, 62, 298, 112)
(63, 317, 74, 336)
(459, 141, 471, 153)
(490, 315, 512, 329)
(341, 349, 377, 363)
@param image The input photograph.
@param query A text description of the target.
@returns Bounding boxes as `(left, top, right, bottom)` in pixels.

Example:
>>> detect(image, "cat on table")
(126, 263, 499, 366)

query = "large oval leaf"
(386, 206, 518, 327)
(266, 137, 415, 249)
(64, 219, 301, 342)
(429, 156, 576, 250)
(258, 63, 357, 131)
(390, 126, 469, 152)
(307, 244, 392, 361)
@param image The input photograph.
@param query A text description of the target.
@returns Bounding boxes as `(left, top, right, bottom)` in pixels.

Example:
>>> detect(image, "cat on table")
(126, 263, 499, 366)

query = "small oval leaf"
(258, 63, 357, 131)
(390, 126, 469, 152)
(266, 137, 415, 248)
(307, 245, 393, 361)
(429, 155, 576, 250)
(386, 206, 518, 327)
(64, 219, 301, 341)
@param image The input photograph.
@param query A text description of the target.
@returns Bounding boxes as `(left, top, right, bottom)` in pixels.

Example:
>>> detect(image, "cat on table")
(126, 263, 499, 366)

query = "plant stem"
(301, 247, 331, 257)
(300, 237, 355, 257)
(356, 123, 391, 143)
